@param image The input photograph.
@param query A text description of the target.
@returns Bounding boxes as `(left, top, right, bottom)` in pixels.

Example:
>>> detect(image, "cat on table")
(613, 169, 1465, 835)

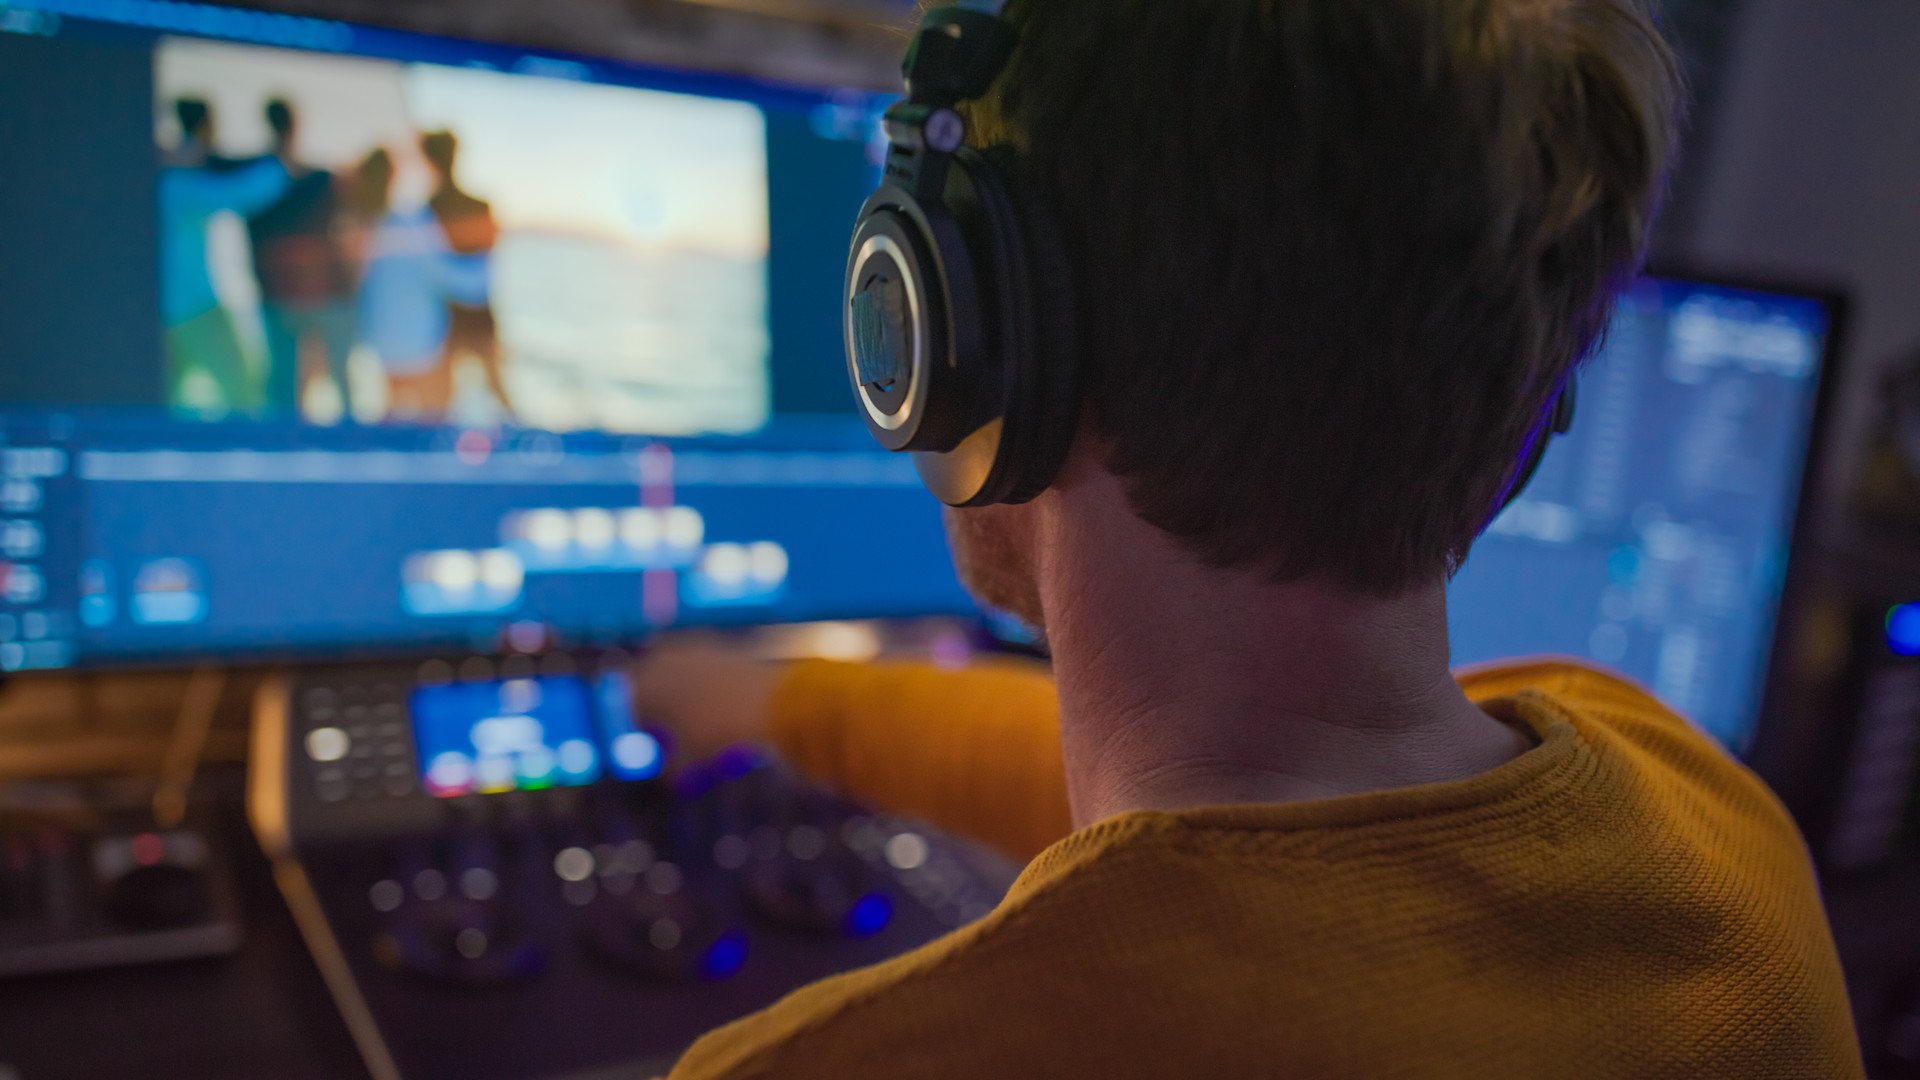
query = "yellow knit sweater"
(668, 658, 1861, 1079)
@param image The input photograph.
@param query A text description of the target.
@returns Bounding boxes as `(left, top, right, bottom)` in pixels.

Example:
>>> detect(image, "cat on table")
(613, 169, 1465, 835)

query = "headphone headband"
(842, 3, 1080, 506)
(901, 7, 1016, 109)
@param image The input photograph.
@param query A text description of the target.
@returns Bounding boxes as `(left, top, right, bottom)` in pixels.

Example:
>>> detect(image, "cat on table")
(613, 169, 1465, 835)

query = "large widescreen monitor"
(0, 1, 1840, 757)
(0, 0, 974, 669)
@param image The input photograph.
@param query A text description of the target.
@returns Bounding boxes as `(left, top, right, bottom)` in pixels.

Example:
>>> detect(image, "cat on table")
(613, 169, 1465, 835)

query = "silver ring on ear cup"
(843, 144, 1079, 506)
(846, 233, 925, 434)
(845, 203, 974, 454)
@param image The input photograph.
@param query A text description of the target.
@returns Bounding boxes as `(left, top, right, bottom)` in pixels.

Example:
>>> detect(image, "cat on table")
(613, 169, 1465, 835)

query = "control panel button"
(884, 831, 929, 871)
(582, 886, 746, 983)
(305, 727, 350, 763)
(316, 771, 350, 802)
(368, 879, 405, 913)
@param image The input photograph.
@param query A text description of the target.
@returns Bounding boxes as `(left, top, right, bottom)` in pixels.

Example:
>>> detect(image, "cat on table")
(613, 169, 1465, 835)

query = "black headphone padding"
(969, 146, 1081, 504)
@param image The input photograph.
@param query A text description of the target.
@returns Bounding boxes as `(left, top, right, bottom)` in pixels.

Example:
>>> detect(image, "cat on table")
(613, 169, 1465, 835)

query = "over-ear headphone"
(843, 5, 1076, 507)
(843, 4, 1574, 513)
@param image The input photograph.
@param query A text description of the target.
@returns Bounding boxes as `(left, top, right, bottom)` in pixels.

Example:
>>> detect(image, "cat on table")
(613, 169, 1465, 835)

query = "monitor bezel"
(9, 0, 877, 116)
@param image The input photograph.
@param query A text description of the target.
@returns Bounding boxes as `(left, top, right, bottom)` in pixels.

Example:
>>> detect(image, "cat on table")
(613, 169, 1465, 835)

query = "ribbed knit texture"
(668, 657, 1861, 1079)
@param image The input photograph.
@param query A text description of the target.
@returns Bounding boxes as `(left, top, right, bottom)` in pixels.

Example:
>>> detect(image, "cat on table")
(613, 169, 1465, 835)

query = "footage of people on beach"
(156, 38, 773, 435)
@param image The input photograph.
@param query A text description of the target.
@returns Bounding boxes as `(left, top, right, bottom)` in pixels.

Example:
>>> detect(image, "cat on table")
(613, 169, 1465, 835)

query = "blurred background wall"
(1672, 0, 1920, 503)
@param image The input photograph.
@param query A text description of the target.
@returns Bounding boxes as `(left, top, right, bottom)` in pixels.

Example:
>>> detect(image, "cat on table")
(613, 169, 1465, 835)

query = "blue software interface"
(0, 0, 974, 668)
(1450, 278, 1832, 749)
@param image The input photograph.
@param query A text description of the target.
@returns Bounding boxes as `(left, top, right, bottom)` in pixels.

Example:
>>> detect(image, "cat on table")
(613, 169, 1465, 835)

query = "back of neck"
(1038, 479, 1533, 829)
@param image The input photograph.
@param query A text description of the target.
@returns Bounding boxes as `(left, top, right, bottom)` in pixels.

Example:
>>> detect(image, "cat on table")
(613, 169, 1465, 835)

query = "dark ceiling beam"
(222, 0, 914, 91)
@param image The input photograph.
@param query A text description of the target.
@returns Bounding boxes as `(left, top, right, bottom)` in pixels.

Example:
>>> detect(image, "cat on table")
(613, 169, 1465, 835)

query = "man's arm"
(769, 659, 1070, 862)
(630, 648, 1071, 863)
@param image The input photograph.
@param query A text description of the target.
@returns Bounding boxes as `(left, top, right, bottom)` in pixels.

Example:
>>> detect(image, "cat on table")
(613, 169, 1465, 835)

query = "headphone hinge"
(882, 103, 961, 201)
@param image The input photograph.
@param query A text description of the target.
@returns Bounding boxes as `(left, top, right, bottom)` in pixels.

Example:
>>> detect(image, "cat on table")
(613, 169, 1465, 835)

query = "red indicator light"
(131, 832, 165, 866)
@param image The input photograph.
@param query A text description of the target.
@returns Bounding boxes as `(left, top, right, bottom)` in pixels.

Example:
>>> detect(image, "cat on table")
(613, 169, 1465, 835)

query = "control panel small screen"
(410, 676, 602, 796)
(594, 671, 666, 783)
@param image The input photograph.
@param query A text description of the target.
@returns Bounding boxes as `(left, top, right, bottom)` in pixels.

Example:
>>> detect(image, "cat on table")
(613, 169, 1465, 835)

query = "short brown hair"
(962, 0, 1684, 594)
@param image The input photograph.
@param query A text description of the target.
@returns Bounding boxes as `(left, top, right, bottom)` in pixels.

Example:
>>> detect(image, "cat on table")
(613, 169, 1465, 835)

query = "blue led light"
(700, 931, 749, 980)
(712, 744, 770, 781)
(1886, 604, 1920, 656)
(846, 893, 893, 937)
(610, 731, 662, 779)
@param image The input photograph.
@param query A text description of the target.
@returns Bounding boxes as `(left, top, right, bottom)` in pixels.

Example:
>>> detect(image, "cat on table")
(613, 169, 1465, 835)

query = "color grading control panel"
(249, 651, 1015, 1080)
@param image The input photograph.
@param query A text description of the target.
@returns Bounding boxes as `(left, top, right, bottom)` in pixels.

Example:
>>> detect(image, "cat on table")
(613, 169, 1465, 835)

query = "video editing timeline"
(256, 657, 1016, 1080)
(0, 419, 975, 670)
(403, 444, 823, 624)
(1450, 278, 1832, 749)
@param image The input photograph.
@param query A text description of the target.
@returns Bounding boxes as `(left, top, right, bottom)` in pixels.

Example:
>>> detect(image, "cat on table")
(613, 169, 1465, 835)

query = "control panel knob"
(103, 863, 211, 930)
(742, 845, 891, 938)
(374, 893, 546, 987)
(371, 842, 546, 987)
(94, 830, 216, 931)
(582, 875, 747, 983)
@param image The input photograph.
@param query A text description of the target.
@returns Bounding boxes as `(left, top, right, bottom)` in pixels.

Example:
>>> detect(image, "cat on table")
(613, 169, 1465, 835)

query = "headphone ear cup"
(964, 145, 1080, 505)
(996, 169, 1081, 504)
(896, 146, 1080, 507)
